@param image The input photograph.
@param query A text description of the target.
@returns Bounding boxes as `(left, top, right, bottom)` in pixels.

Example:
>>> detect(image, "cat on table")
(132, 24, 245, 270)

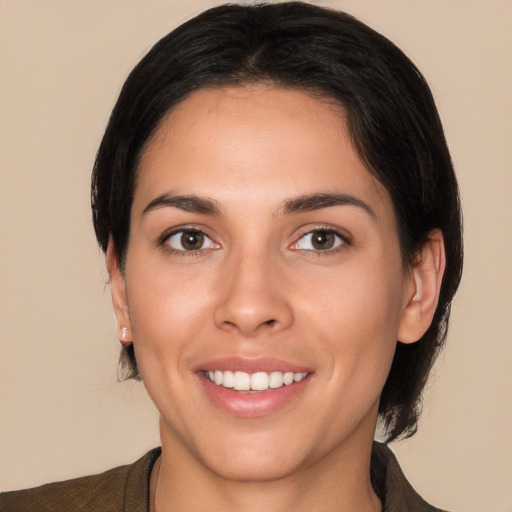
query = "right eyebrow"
(142, 193, 222, 217)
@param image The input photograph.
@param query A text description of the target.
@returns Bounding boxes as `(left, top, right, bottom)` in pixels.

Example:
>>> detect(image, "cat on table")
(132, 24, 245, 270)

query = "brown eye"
(311, 230, 335, 250)
(293, 229, 344, 252)
(181, 231, 204, 250)
(165, 230, 219, 252)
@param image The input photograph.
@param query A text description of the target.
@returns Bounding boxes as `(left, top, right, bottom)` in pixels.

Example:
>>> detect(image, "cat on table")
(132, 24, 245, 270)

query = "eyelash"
(158, 227, 219, 257)
(290, 226, 351, 255)
(158, 225, 351, 258)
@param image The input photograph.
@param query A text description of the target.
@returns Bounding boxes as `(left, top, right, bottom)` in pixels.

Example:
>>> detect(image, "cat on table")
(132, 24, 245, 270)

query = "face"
(113, 85, 417, 481)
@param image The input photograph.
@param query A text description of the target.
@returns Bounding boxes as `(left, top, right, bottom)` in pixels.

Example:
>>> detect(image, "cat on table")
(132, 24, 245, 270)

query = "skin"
(108, 85, 445, 512)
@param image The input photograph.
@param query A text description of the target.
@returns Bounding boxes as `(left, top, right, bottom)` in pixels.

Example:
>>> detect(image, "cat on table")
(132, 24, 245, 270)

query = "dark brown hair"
(91, 2, 463, 441)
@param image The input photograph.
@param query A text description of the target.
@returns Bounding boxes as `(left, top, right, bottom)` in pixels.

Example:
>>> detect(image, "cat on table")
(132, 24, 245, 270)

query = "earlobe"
(106, 238, 132, 343)
(397, 229, 446, 344)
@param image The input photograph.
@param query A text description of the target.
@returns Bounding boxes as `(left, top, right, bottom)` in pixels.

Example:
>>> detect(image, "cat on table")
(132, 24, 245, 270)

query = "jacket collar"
(127, 444, 444, 511)
(371, 442, 445, 511)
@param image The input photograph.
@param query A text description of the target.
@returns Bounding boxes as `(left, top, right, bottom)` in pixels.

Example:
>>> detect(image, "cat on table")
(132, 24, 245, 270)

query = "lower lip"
(198, 374, 311, 418)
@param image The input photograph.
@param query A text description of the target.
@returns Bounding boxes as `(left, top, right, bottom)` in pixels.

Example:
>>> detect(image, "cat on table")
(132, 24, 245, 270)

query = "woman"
(1, 2, 463, 511)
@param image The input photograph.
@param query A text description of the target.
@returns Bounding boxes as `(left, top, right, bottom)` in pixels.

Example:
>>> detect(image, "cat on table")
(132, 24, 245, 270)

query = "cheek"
(124, 259, 216, 366)
(295, 257, 405, 376)
(298, 254, 404, 329)
(123, 260, 220, 426)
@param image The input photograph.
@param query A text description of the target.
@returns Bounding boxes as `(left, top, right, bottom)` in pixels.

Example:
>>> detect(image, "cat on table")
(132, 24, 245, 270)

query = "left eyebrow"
(142, 193, 222, 216)
(282, 193, 376, 218)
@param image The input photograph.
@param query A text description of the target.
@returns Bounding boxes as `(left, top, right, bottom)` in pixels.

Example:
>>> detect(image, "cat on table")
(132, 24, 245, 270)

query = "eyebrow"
(142, 193, 222, 216)
(142, 191, 375, 219)
(282, 193, 376, 218)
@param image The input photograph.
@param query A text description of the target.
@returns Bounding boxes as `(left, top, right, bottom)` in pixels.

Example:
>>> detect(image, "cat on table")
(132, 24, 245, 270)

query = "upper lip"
(192, 356, 311, 374)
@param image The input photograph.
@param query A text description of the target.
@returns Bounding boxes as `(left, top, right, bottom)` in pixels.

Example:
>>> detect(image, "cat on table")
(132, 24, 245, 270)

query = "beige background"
(1, 1, 511, 510)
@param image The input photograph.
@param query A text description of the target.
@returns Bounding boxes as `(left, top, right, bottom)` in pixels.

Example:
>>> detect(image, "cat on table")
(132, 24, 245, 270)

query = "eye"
(165, 230, 219, 252)
(292, 229, 345, 251)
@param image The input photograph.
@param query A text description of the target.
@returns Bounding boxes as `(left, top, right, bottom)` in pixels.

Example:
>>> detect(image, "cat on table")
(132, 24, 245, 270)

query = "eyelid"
(159, 225, 220, 253)
(289, 225, 351, 252)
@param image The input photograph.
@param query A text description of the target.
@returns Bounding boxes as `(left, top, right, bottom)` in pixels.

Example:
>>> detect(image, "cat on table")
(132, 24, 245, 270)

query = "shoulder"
(0, 448, 160, 512)
(372, 442, 449, 512)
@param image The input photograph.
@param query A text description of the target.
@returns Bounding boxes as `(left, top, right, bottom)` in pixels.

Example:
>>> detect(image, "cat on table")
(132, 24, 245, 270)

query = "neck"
(152, 420, 382, 512)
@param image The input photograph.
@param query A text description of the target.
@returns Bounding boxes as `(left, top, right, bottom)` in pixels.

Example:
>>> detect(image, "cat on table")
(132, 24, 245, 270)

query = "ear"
(106, 238, 132, 343)
(397, 229, 446, 344)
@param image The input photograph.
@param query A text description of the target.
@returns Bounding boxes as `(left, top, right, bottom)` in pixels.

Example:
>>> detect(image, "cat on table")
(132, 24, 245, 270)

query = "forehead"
(135, 85, 392, 219)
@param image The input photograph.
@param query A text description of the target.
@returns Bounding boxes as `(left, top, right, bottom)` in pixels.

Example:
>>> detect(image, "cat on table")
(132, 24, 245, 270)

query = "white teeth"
(251, 372, 269, 391)
(233, 371, 251, 391)
(269, 371, 284, 389)
(283, 372, 295, 385)
(206, 370, 308, 391)
(222, 370, 234, 388)
(294, 372, 308, 382)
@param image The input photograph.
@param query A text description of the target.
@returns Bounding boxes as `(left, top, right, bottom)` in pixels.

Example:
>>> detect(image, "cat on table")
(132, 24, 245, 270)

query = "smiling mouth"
(204, 370, 309, 391)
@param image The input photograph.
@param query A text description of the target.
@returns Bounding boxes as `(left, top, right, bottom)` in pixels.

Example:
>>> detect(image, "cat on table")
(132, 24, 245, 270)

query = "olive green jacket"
(0, 443, 446, 511)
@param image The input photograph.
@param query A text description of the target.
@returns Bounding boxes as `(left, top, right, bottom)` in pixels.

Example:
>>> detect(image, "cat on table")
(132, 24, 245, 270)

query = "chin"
(184, 426, 312, 483)
(204, 452, 301, 483)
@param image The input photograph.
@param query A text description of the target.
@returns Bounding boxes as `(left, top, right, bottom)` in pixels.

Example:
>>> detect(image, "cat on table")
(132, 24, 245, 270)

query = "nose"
(213, 252, 294, 337)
